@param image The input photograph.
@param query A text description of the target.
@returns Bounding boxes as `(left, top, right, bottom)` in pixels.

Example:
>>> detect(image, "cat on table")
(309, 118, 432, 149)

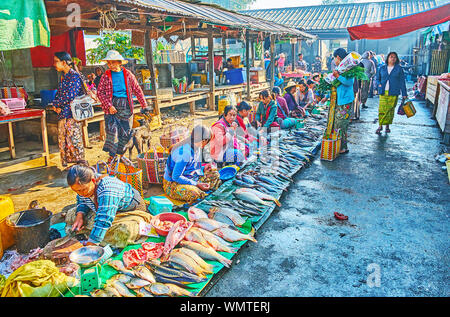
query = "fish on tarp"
(133, 265, 156, 283)
(166, 283, 196, 297)
(126, 277, 152, 290)
(109, 274, 132, 284)
(234, 188, 281, 207)
(103, 285, 122, 297)
(209, 207, 246, 227)
(109, 280, 136, 297)
(107, 260, 135, 277)
(136, 288, 154, 297)
(257, 174, 285, 187)
(233, 179, 258, 189)
(145, 283, 171, 296)
(184, 227, 212, 248)
(193, 227, 238, 253)
(187, 206, 208, 221)
(211, 212, 238, 227)
(154, 273, 195, 287)
(90, 289, 109, 297)
(179, 241, 232, 268)
(193, 218, 231, 232)
(167, 251, 208, 277)
(146, 260, 207, 283)
(213, 227, 257, 243)
(234, 191, 272, 206)
(173, 248, 215, 273)
(233, 201, 263, 215)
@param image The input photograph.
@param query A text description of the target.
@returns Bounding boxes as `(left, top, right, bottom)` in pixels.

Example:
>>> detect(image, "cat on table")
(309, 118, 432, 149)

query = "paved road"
(207, 95, 450, 297)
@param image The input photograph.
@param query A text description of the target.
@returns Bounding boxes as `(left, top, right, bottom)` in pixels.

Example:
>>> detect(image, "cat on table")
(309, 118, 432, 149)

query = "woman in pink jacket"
(210, 106, 245, 168)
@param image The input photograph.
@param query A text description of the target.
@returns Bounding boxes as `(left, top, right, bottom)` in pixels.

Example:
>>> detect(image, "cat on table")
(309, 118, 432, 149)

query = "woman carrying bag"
(375, 52, 407, 134)
(52, 51, 87, 168)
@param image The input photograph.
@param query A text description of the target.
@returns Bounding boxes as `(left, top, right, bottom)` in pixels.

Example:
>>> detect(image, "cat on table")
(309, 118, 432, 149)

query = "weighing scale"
(69, 245, 113, 295)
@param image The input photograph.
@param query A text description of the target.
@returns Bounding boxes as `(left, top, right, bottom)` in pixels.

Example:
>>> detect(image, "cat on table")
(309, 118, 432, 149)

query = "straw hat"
(284, 80, 297, 91)
(100, 50, 128, 65)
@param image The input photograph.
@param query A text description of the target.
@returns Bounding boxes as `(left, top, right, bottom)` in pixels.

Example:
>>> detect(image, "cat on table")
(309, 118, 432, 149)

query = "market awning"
(0, 0, 50, 51)
(347, 2, 450, 41)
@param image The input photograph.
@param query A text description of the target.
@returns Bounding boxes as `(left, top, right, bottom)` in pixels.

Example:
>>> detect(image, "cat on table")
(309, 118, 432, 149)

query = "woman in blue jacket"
(375, 52, 407, 134)
(332, 48, 355, 154)
(163, 125, 220, 204)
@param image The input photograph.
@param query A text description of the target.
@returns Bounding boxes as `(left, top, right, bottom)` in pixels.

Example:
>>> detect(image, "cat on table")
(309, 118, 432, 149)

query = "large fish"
(126, 277, 151, 290)
(145, 283, 171, 296)
(179, 241, 232, 268)
(187, 206, 208, 221)
(173, 248, 215, 273)
(167, 251, 208, 277)
(107, 260, 135, 277)
(209, 207, 246, 227)
(133, 265, 156, 283)
(192, 227, 237, 253)
(213, 227, 257, 243)
(193, 218, 231, 232)
(108, 274, 132, 284)
(211, 212, 238, 227)
(109, 280, 136, 297)
(234, 191, 271, 206)
(145, 260, 207, 283)
(136, 288, 154, 297)
(166, 283, 195, 297)
(162, 220, 193, 259)
(234, 188, 281, 207)
(154, 274, 195, 287)
(184, 227, 211, 247)
(103, 285, 122, 297)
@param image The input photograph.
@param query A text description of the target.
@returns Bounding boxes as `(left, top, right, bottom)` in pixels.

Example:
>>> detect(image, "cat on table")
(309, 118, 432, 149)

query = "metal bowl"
(69, 246, 105, 268)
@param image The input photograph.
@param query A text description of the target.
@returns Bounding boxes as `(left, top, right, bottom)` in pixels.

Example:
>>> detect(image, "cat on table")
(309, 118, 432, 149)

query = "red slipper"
(334, 212, 348, 221)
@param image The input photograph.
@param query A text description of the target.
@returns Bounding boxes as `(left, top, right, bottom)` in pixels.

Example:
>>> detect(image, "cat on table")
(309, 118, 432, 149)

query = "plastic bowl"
(151, 212, 186, 236)
(219, 166, 238, 181)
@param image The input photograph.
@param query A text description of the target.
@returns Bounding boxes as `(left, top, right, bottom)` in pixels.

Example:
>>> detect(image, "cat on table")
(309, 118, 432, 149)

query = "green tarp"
(0, 0, 50, 51)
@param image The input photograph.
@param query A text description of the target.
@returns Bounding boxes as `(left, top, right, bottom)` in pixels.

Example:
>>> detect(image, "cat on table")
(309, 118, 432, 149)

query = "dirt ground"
(0, 106, 220, 219)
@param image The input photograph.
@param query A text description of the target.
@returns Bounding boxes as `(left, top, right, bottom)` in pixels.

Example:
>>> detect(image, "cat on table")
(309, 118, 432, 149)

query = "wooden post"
(69, 29, 77, 58)
(7, 122, 15, 159)
(222, 37, 227, 61)
(40, 110, 49, 166)
(246, 30, 251, 101)
(99, 120, 106, 141)
(291, 41, 295, 71)
(145, 30, 159, 115)
(191, 36, 196, 60)
(189, 101, 195, 114)
(208, 25, 215, 110)
(82, 120, 91, 149)
(270, 34, 275, 90)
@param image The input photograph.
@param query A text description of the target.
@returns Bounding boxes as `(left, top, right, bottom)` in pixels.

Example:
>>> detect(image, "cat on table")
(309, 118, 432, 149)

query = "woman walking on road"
(375, 52, 407, 134)
(96, 50, 148, 163)
(332, 48, 355, 154)
(52, 51, 87, 168)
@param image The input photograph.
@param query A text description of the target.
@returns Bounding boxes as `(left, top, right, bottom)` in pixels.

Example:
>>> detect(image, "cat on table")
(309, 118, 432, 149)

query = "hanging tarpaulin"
(347, 3, 450, 41)
(0, 0, 50, 51)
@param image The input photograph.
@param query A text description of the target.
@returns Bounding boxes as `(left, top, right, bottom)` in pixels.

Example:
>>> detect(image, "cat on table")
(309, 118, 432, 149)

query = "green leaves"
(86, 32, 144, 65)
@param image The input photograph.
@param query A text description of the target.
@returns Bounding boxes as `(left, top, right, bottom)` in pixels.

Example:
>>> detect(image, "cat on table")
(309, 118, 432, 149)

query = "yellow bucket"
(218, 97, 230, 115)
(446, 160, 450, 184)
(0, 196, 15, 252)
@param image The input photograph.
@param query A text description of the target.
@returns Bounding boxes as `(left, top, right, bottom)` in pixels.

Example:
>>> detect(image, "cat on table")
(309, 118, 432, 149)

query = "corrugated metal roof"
(111, 0, 316, 38)
(241, 0, 439, 32)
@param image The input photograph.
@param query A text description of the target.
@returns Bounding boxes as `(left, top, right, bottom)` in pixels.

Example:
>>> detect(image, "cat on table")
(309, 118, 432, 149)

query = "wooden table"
(436, 80, 450, 144)
(0, 109, 50, 166)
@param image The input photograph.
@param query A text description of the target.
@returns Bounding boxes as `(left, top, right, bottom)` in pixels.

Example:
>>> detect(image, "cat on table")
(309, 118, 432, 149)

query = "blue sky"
(248, 0, 401, 10)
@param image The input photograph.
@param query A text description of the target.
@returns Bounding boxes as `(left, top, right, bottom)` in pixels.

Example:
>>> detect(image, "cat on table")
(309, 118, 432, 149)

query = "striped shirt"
(76, 176, 135, 244)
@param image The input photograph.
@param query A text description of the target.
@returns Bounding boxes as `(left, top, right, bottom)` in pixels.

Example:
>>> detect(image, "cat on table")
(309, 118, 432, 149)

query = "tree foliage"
(86, 32, 144, 65)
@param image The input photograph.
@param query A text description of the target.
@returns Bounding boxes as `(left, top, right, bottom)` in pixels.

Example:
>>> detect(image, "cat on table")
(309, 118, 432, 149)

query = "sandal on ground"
(334, 212, 348, 221)
(375, 127, 382, 134)
(386, 128, 391, 133)
(340, 149, 349, 154)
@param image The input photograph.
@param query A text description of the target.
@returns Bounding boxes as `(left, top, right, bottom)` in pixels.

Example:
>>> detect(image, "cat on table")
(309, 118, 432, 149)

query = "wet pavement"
(207, 95, 450, 297)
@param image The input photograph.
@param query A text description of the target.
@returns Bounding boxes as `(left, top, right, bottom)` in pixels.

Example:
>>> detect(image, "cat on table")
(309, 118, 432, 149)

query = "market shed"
(242, 0, 439, 68)
(0, 0, 315, 164)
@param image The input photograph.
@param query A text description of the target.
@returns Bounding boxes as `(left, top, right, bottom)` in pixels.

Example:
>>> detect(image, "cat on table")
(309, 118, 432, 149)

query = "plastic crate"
(224, 68, 246, 85)
(149, 196, 174, 215)
(40, 90, 57, 107)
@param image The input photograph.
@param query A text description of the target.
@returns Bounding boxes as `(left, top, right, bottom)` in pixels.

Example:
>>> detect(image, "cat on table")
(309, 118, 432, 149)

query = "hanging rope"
(98, 8, 117, 30)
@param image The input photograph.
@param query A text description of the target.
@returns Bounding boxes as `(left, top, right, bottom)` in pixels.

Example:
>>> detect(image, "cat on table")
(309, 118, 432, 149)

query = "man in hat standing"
(97, 50, 149, 163)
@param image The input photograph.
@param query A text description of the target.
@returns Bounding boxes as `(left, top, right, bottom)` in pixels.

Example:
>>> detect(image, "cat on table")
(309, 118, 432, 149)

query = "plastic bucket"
(6, 208, 52, 253)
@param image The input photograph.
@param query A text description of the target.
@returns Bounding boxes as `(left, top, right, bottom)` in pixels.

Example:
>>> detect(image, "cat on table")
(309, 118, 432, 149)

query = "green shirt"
(256, 100, 278, 128)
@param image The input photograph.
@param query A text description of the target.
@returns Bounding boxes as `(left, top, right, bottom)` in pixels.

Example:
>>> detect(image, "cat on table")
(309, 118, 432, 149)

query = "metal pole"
(246, 30, 251, 101)
(270, 34, 275, 90)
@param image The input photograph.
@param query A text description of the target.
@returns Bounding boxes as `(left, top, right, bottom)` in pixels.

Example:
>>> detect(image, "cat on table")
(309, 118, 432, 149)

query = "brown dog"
(124, 118, 151, 159)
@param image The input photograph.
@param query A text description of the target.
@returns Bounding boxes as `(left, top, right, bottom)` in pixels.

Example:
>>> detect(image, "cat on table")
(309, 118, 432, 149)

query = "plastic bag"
(0, 260, 77, 297)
